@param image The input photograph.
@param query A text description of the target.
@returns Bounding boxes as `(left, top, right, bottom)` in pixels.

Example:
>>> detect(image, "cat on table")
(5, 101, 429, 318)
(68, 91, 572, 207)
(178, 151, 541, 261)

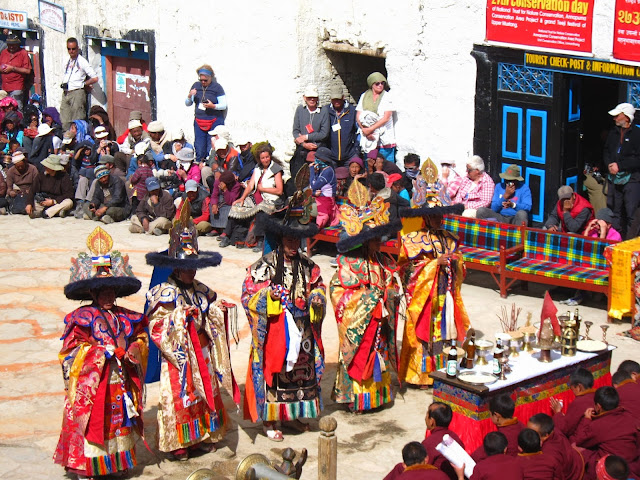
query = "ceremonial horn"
(235, 453, 292, 480)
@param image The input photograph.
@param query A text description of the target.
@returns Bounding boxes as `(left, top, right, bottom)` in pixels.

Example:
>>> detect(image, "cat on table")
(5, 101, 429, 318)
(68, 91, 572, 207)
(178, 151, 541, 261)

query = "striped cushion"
(459, 246, 500, 266)
(318, 226, 342, 238)
(505, 258, 608, 286)
(523, 230, 610, 269)
(443, 215, 521, 252)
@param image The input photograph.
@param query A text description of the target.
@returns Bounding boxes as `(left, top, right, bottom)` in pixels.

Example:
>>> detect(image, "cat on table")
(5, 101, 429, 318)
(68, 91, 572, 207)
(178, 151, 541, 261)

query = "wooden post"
(318, 416, 337, 480)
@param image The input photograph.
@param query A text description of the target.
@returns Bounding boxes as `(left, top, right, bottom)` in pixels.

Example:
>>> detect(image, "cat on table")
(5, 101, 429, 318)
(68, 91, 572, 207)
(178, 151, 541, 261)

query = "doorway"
(324, 48, 387, 104)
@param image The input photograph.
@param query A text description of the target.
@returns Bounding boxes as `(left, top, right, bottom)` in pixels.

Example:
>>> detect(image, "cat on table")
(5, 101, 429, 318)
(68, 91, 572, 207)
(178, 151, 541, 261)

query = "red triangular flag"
(541, 291, 561, 337)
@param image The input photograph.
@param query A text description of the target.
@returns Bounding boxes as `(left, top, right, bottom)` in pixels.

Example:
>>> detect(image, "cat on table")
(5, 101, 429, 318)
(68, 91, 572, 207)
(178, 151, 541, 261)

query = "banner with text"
(613, 0, 640, 62)
(486, 0, 594, 53)
(524, 51, 640, 81)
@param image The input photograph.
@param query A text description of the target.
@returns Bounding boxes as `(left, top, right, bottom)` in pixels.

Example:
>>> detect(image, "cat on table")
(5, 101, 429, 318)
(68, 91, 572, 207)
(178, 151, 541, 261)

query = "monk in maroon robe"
(528, 413, 585, 480)
(550, 367, 595, 442)
(422, 403, 465, 480)
(612, 369, 640, 419)
(392, 442, 450, 480)
(464, 432, 523, 480)
(515, 428, 562, 480)
(573, 387, 640, 480)
(472, 394, 524, 462)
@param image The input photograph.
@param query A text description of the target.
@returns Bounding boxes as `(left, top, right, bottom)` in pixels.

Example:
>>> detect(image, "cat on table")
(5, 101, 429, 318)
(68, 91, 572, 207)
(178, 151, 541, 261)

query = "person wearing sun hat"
(476, 164, 532, 226)
(242, 165, 326, 441)
(329, 177, 403, 413)
(53, 227, 148, 478)
(356, 72, 397, 162)
(603, 102, 640, 238)
(25, 154, 74, 218)
(145, 200, 236, 460)
(396, 158, 470, 387)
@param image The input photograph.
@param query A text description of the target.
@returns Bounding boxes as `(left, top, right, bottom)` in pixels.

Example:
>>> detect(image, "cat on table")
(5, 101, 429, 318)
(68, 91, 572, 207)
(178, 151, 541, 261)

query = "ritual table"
(605, 237, 640, 339)
(430, 346, 613, 453)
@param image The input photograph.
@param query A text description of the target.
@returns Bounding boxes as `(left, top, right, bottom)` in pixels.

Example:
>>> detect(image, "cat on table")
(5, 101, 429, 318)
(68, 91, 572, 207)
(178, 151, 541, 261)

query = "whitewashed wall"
(2, 0, 620, 168)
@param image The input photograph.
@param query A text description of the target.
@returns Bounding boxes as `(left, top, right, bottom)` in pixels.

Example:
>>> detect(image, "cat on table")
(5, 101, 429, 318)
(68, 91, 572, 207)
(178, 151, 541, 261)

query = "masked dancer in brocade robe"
(330, 178, 403, 412)
(397, 159, 469, 388)
(242, 164, 326, 442)
(54, 227, 148, 479)
(145, 200, 236, 461)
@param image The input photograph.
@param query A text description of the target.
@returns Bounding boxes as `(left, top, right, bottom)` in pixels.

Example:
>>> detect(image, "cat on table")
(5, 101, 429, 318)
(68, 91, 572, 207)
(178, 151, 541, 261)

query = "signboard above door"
(486, 0, 594, 53)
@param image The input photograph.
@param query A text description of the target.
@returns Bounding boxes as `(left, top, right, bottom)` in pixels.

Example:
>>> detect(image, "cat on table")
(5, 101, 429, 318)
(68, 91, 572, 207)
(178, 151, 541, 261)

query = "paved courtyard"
(0, 215, 637, 479)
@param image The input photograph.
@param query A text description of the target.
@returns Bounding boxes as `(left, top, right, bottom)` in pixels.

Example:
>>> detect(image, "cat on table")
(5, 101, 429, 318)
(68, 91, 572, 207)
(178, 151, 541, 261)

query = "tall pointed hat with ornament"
(64, 227, 141, 300)
(145, 199, 222, 269)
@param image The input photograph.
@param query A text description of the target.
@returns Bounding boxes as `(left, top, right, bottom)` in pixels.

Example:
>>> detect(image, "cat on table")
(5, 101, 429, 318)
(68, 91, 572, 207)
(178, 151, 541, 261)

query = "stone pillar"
(318, 416, 337, 480)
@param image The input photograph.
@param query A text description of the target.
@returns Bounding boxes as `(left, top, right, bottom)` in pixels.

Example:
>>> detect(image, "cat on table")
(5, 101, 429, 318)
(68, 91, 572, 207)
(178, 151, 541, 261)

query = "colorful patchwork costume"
(397, 159, 470, 386)
(54, 227, 148, 477)
(330, 179, 403, 411)
(145, 200, 234, 455)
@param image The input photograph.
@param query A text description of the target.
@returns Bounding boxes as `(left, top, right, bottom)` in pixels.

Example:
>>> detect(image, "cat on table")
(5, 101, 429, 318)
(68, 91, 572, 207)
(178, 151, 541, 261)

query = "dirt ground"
(0, 215, 637, 479)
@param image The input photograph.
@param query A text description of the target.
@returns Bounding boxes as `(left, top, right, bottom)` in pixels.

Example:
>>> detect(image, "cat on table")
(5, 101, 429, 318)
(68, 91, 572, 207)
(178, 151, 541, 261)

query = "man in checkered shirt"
(446, 155, 495, 217)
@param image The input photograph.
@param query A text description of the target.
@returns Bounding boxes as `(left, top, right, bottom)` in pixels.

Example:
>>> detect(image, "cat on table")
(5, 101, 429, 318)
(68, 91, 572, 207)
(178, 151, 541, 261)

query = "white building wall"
(1, 0, 625, 168)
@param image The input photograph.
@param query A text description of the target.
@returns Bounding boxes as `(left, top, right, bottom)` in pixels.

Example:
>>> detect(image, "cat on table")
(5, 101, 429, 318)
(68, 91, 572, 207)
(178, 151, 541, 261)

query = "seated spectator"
(25, 155, 74, 218)
(147, 120, 170, 167)
(225, 143, 284, 250)
(335, 166, 349, 198)
(472, 394, 524, 462)
(21, 109, 39, 154)
(422, 402, 465, 480)
(209, 170, 242, 238)
(544, 185, 594, 233)
(550, 367, 595, 442)
(175, 147, 201, 185)
(208, 124, 236, 153)
(372, 151, 403, 176)
(129, 154, 155, 213)
(310, 147, 338, 229)
(88, 105, 116, 140)
(439, 160, 459, 188)
(41, 107, 63, 140)
(573, 386, 640, 479)
(388, 172, 411, 202)
(116, 110, 148, 145)
(203, 137, 240, 186)
(527, 413, 584, 480)
(98, 154, 126, 183)
(0, 96, 22, 123)
(129, 176, 175, 235)
(83, 165, 130, 224)
(447, 155, 495, 217)
(1, 111, 23, 152)
(458, 431, 523, 480)
(385, 442, 448, 480)
(59, 154, 78, 192)
(69, 120, 94, 145)
(612, 369, 640, 418)
(30, 124, 57, 171)
(119, 119, 150, 160)
(370, 172, 409, 222)
(515, 428, 562, 480)
(235, 133, 256, 182)
(175, 179, 212, 235)
(92, 126, 119, 162)
(346, 156, 366, 190)
(596, 455, 630, 480)
(617, 359, 640, 382)
(583, 208, 622, 241)
(5, 150, 38, 214)
(476, 164, 531, 225)
(159, 128, 192, 170)
(327, 85, 358, 166)
(402, 153, 420, 198)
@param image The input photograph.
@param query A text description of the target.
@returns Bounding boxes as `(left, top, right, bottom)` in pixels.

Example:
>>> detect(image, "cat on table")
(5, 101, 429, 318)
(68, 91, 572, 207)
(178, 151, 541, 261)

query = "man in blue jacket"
(326, 85, 358, 167)
(476, 164, 531, 225)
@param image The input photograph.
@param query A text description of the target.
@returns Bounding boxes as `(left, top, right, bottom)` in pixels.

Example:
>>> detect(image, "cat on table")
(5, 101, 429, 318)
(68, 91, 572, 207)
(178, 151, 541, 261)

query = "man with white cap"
(118, 118, 150, 156)
(5, 150, 39, 214)
(203, 137, 241, 188)
(289, 84, 330, 195)
(603, 102, 640, 238)
(147, 120, 170, 166)
(25, 154, 74, 218)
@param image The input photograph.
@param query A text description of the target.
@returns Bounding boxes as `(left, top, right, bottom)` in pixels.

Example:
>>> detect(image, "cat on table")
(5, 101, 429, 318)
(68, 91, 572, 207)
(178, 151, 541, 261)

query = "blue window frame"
(526, 167, 546, 223)
(568, 79, 581, 122)
(526, 109, 547, 165)
(502, 106, 523, 160)
(565, 175, 578, 192)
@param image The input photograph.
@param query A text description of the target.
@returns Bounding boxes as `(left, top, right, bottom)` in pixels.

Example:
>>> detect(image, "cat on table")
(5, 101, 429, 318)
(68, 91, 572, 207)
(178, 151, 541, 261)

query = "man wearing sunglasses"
(60, 37, 99, 130)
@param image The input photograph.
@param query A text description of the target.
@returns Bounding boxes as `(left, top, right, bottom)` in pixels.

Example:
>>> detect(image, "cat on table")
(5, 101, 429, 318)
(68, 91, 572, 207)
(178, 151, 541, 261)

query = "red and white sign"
(486, 0, 594, 53)
(613, 0, 640, 62)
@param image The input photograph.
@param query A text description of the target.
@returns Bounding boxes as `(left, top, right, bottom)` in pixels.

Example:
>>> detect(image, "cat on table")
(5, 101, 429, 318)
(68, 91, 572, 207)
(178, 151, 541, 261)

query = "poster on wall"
(486, 0, 594, 53)
(613, 0, 640, 62)
(0, 9, 28, 30)
(38, 0, 65, 33)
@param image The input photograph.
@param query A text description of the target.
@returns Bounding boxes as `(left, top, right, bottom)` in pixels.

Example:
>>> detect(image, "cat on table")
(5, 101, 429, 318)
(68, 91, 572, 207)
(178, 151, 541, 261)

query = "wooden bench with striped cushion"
(442, 215, 524, 293)
(500, 227, 614, 298)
